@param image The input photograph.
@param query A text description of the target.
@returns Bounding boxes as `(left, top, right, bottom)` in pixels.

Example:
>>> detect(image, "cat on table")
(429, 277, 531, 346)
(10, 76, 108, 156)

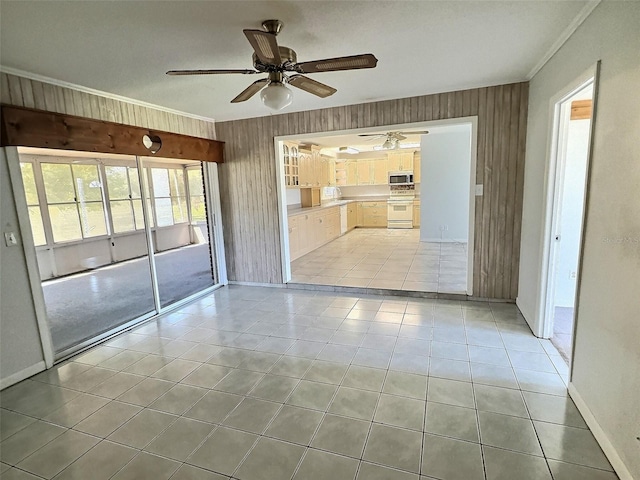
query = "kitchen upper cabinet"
(372, 158, 388, 185)
(299, 146, 329, 187)
(387, 151, 415, 172)
(357, 160, 371, 185)
(298, 148, 312, 187)
(413, 152, 421, 184)
(283, 142, 299, 188)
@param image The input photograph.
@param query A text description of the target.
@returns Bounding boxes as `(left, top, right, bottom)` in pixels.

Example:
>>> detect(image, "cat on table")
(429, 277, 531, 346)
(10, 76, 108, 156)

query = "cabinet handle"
(319, 219, 323, 223)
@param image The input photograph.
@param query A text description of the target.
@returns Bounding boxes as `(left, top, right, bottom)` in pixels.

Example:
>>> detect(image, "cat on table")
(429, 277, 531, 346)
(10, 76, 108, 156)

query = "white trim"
(568, 383, 634, 480)
(4, 147, 55, 368)
(274, 117, 477, 296)
(206, 162, 228, 285)
(535, 64, 599, 340)
(0, 361, 46, 390)
(0, 66, 216, 123)
(421, 238, 469, 243)
(526, 0, 601, 80)
(228, 281, 285, 288)
(274, 138, 291, 283)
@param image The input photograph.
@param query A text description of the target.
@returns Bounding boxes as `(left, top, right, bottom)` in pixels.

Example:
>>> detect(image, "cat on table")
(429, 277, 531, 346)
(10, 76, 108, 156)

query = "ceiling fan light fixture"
(260, 81, 293, 110)
(382, 139, 394, 149)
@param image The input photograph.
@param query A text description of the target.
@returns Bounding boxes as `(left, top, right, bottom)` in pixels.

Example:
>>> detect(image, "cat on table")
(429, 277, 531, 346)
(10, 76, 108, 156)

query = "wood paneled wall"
(0, 73, 216, 139)
(216, 82, 529, 300)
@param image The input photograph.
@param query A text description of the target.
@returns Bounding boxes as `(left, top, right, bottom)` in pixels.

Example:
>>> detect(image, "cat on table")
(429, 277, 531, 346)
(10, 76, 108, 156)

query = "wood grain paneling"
(0, 72, 216, 139)
(216, 82, 529, 299)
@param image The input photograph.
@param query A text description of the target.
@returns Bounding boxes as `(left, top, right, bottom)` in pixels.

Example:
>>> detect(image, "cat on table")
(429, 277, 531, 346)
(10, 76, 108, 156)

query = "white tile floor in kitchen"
(0, 285, 618, 479)
(291, 228, 468, 294)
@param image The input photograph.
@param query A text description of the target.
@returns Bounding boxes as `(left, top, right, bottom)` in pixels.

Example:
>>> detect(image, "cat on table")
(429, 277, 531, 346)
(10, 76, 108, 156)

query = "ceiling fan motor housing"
(252, 47, 297, 73)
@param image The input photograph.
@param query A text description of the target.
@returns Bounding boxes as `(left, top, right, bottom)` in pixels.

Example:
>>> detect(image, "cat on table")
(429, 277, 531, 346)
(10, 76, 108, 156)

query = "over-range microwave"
(389, 171, 414, 185)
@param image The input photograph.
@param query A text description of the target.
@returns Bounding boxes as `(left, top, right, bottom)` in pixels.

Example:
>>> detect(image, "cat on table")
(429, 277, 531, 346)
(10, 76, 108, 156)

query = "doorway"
(542, 80, 595, 364)
(275, 119, 477, 296)
(9, 147, 226, 359)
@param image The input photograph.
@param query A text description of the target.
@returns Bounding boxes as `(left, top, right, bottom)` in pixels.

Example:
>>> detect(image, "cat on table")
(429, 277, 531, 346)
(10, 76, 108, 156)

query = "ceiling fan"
(359, 131, 429, 149)
(166, 20, 378, 111)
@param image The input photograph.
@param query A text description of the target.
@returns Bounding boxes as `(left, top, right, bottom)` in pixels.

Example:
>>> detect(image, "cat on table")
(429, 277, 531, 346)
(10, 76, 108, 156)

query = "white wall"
(420, 129, 471, 242)
(0, 150, 46, 387)
(554, 118, 590, 307)
(518, 3, 640, 477)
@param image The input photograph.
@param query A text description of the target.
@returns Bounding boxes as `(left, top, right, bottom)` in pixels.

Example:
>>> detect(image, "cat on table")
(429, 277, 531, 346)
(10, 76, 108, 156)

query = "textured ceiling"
(1, 1, 590, 121)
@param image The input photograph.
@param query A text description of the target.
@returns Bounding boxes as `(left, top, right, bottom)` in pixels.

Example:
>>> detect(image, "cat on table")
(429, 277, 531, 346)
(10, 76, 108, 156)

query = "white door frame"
(274, 117, 478, 296)
(537, 62, 600, 340)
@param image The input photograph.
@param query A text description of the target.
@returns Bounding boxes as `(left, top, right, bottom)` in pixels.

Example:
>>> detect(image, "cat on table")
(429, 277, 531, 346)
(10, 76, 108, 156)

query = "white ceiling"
(1, 1, 590, 122)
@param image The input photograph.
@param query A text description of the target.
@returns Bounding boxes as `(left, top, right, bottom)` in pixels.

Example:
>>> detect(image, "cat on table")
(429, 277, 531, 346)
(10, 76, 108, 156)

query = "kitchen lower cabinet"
(413, 200, 421, 227)
(347, 203, 357, 230)
(288, 206, 343, 261)
(359, 201, 388, 227)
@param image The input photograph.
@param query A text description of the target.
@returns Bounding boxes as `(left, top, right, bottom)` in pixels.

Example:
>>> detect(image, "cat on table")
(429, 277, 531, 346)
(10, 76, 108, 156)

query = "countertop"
(287, 196, 420, 216)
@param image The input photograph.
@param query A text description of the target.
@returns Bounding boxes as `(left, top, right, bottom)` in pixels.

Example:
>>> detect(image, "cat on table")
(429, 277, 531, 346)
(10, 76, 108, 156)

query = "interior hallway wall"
(517, 2, 640, 477)
(216, 82, 529, 300)
(0, 72, 218, 389)
(419, 128, 472, 242)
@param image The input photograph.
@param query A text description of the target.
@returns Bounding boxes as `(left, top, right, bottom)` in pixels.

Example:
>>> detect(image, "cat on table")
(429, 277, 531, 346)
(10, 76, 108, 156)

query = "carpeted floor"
(42, 244, 215, 353)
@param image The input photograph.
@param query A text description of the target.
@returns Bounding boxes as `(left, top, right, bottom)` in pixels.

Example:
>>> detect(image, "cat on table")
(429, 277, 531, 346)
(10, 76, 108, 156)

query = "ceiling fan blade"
(398, 130, 430, 135)
(243, 29, 281, 65)
(358, 133, 386, 137)
(296, 54, 378, 73)
(230, 78, 269, 103)
(166, 69, 258, 76)
(391, 133, 407, 141)
(288, 75, 336, 98)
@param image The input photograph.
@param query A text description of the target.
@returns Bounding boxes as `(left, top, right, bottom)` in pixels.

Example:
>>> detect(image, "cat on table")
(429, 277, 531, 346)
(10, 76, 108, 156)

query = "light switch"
(475, 184, 484, 196)
(4, 232, 18, 247)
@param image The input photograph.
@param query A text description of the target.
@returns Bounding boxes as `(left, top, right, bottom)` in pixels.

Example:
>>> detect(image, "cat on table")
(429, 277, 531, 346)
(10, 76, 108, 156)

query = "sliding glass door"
(16, 147, 220, 357)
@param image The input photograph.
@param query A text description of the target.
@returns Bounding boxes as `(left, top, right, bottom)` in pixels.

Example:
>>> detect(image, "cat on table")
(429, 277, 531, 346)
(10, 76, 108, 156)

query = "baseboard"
(420, 238, 467, 243)
(568, 382, 634, 480)
(228, 281, 285, 288)
(1, 361, 46, 390)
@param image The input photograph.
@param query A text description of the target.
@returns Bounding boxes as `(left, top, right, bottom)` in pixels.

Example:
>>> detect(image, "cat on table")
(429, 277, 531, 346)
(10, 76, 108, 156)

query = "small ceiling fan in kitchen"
(166, 19, 378, 111)
(358, 131, 429, 150)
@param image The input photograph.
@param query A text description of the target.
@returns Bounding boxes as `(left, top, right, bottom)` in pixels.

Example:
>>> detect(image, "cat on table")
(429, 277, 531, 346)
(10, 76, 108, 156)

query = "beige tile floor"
(291, 228, 468, 294)
(0, 286, 618, 480)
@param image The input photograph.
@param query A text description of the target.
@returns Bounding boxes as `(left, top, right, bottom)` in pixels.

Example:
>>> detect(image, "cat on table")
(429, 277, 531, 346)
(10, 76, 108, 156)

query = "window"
(41, 163, 107, 242)
(151, 167, 188, 227)
(20, 162, 47, 246)
(105, 166, 145, 233)
(187, 167, 206, 221)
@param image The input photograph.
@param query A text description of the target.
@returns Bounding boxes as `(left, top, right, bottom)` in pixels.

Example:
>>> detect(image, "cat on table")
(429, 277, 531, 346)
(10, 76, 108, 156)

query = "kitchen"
(281, 125, 473, 295)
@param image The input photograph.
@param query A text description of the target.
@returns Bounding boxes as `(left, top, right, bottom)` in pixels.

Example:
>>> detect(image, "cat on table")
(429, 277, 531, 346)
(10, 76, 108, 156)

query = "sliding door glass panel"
(18, 149, 156, 355)
(141, 158, 216, 308)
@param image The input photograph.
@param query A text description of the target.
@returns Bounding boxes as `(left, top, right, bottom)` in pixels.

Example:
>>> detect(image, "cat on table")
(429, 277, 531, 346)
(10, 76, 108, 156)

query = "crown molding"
(0, 65, 216, 124)
(526, 0, 601, 80)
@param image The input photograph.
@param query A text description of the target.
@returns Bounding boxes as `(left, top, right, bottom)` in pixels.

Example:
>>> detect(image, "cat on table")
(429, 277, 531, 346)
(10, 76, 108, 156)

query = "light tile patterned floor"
(291, 228, 468, 294)
(0, 286, 617, 479)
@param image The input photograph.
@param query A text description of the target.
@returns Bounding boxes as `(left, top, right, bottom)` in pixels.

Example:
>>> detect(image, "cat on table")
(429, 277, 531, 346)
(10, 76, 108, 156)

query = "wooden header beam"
(570, 99, 592, 120)
(0, 104, 224, 163)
